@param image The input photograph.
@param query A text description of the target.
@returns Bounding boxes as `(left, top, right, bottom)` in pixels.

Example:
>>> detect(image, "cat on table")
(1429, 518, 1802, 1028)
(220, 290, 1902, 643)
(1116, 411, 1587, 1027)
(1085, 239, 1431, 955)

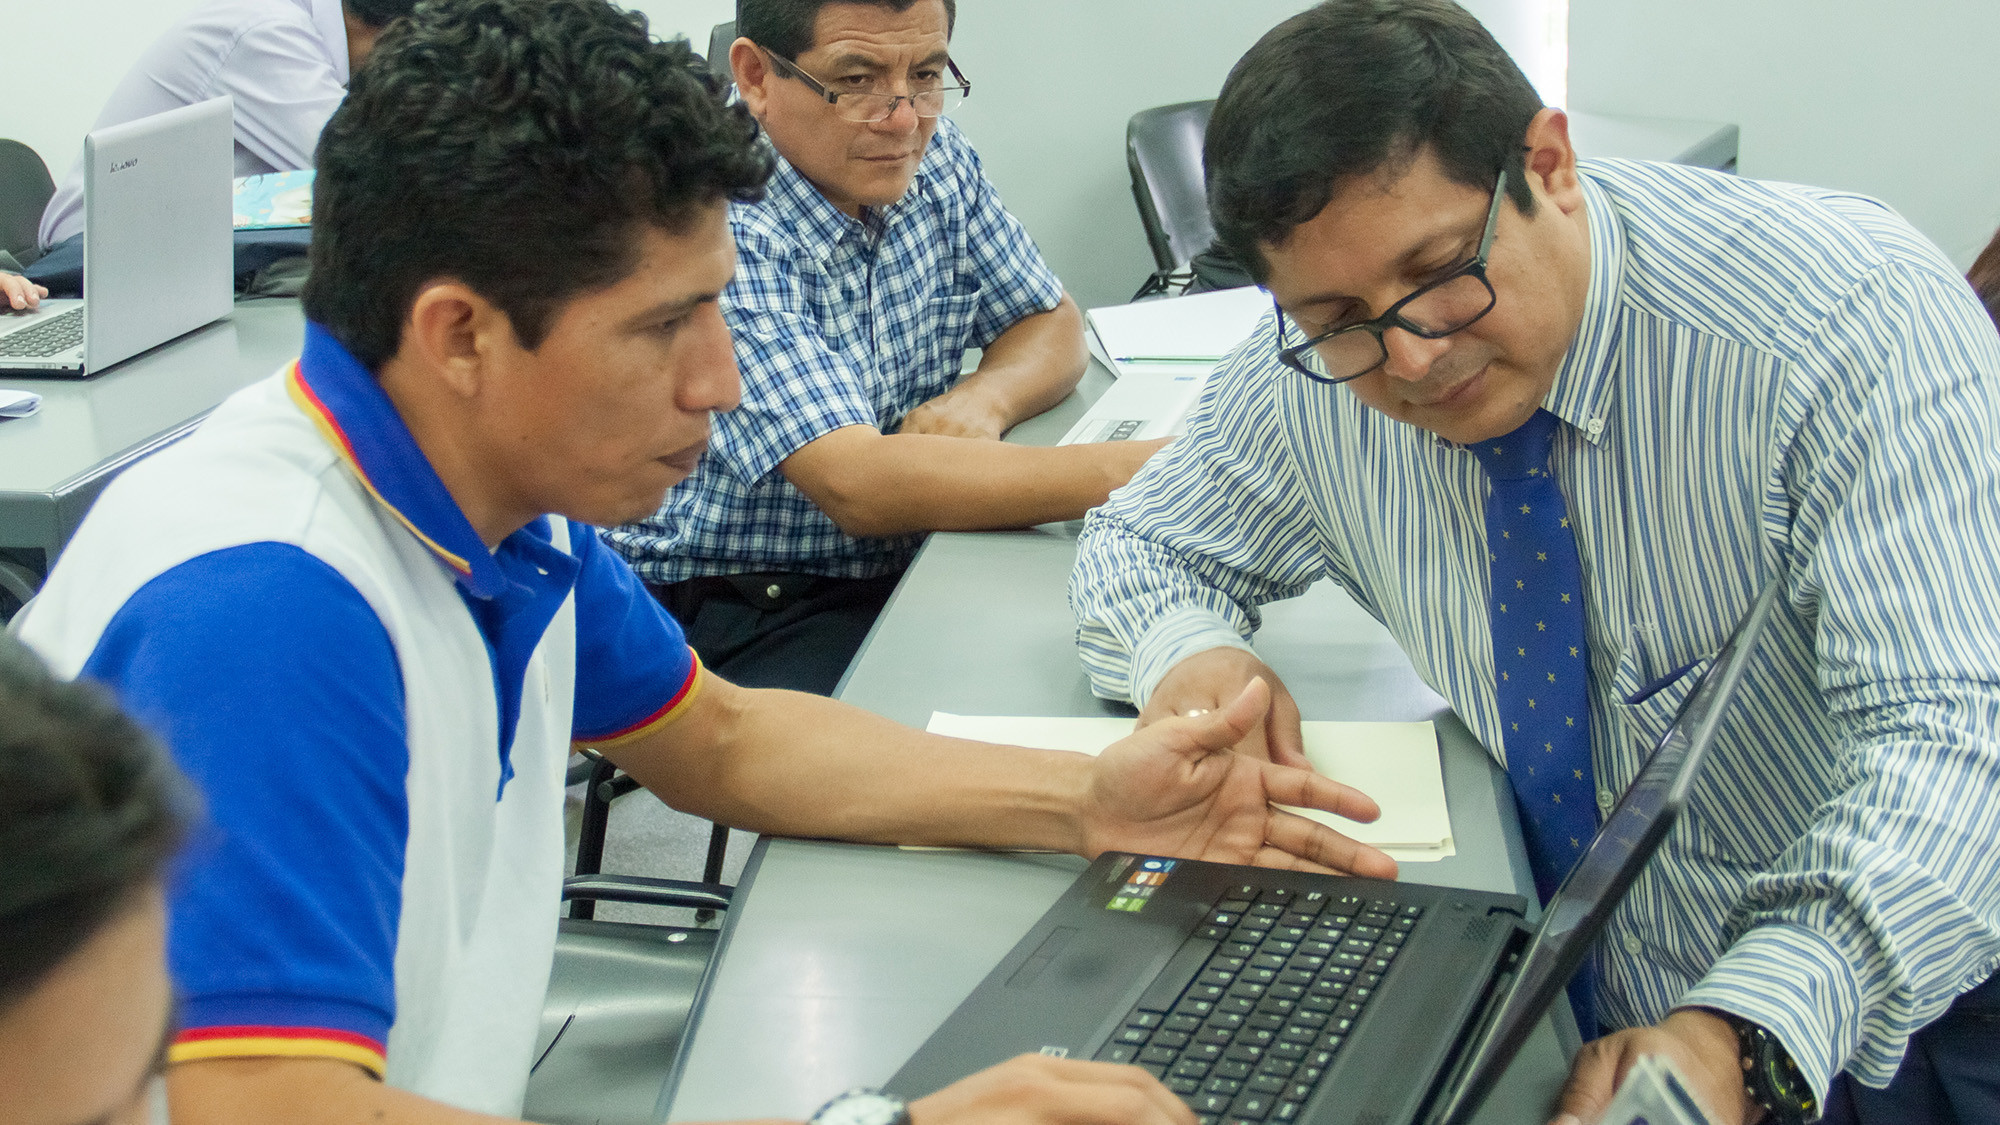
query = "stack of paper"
(1083, 286, 1272, 378)
(925, 714, 1454, 862)
(0, 389, 41, 419)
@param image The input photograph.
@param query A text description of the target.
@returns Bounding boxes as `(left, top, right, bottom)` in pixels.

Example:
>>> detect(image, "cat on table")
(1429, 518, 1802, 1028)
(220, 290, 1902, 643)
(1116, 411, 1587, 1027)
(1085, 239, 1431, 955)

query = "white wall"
(0, 0, 730, 189)
(2, 0, 209, 183)
(4, 0, 1559, 306)
(1570, 0, 2000, 269)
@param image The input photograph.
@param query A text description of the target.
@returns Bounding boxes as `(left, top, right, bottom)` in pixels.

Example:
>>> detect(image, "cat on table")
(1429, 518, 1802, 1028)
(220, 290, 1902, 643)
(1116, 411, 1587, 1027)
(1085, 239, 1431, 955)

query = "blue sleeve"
(939, 122, 1064, 348)
(80, 544, 406, 1068)
(568, 527, 702, 743)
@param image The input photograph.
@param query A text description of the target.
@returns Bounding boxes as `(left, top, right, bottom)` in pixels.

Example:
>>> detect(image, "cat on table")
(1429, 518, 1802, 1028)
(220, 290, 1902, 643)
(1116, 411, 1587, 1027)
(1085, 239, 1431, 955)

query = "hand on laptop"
(1550, 1009, 1753, 1125)
(911, 1053, 1195, 1125)
(1139, 648, 1311, 770)
(1083, 677, 1399, 879)
(2, 273, 47, 311)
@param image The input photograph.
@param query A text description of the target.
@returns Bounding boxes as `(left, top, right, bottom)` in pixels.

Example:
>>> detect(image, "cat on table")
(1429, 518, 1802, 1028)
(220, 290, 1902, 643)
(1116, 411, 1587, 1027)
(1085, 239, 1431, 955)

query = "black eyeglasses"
(1275, 167, 1508, 385)
(763, 48, 971, 124)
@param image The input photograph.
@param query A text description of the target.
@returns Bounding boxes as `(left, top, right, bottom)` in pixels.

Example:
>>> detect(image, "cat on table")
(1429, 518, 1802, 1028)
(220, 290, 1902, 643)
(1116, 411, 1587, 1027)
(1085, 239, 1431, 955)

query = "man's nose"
(1379, 326, 1452, 382)
(684, 304, 741, 413)
(870, 93, 921, 133)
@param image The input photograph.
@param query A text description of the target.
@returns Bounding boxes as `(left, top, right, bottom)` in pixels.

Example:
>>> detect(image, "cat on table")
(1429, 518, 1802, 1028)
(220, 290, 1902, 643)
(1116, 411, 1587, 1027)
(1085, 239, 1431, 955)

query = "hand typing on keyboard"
(909, 1053, 1197, 1125)
(2, 273, 48, 312)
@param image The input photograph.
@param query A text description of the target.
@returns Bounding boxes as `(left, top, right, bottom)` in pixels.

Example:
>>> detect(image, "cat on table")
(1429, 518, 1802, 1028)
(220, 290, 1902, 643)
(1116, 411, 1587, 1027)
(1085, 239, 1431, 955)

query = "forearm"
(170, 1058, 520, 1125)
(610, 680, 1093, 853)
(783, 427, 1153, 537)
(172, 1057, 799, 1125)
(955, 294, 1087, 429)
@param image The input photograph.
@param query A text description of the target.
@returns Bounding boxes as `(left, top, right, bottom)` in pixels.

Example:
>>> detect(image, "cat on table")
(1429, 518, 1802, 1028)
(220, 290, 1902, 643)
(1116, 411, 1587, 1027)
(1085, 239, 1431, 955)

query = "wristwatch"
(806, 1088, 911, 1125)
(1719, 1014, 1819, 1125)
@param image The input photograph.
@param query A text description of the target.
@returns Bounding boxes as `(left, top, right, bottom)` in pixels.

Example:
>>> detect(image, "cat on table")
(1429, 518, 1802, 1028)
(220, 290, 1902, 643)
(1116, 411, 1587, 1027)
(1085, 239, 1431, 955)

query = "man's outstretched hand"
(1079, 677, 1399, 879)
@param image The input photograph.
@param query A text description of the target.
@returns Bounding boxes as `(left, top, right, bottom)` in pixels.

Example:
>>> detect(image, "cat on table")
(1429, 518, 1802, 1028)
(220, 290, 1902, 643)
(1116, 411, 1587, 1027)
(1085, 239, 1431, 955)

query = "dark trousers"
(651, 571, 902, 696)
(1821, 972, 2000, 1124)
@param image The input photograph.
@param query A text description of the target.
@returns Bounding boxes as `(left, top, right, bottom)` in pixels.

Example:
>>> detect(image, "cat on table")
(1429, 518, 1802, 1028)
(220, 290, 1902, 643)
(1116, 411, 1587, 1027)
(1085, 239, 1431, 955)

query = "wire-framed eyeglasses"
(764, 48, 971, 124)
(1274, 167, 1508, 385)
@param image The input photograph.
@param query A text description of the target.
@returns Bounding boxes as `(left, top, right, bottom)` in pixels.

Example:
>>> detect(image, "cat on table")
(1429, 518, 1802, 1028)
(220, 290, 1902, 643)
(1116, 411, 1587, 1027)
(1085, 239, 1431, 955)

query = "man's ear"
(730, 39, 773, 118)
(1521, 107, 1583, 216)
(398, 282, 514, 399)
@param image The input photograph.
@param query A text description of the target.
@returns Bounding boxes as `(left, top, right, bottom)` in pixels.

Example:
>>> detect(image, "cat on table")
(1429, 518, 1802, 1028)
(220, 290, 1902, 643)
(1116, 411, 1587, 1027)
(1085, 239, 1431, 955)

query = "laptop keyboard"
(1095, 883, 1421, 1125)
(0, 308, 85, 358)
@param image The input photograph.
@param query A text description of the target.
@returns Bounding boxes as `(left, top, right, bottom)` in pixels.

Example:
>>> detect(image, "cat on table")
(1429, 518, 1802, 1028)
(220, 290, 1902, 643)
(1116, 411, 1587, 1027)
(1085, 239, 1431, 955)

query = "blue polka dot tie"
(1470, 409, 1599, 1036)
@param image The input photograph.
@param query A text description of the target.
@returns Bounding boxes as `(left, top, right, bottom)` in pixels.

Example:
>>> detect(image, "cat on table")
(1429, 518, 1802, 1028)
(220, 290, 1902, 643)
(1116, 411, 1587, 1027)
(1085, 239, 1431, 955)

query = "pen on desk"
(1111, 356, 1222, 365)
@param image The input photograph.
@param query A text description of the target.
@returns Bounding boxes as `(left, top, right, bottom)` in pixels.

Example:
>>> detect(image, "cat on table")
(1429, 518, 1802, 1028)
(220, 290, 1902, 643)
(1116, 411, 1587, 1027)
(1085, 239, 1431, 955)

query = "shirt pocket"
(898, 285, 984, 412)
(1609, 652, 1778, 871)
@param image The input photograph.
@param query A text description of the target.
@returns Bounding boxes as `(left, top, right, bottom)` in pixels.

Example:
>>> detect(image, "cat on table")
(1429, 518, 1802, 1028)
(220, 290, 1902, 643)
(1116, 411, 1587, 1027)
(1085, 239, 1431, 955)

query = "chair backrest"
(1126, 100, 1216, 274)
(707, 21, 737, 85)
(0, 139, 56, 262)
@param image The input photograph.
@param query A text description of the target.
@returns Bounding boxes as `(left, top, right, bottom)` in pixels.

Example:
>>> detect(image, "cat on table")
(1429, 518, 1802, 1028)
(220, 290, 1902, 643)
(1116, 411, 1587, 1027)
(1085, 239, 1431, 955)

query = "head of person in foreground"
(303, 0, 774, 543)
(0, 633, 188, 1125)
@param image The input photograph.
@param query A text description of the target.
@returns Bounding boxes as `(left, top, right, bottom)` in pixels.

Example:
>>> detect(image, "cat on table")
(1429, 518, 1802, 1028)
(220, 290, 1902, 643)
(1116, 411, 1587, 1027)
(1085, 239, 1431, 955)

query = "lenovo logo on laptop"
(1037, 1046, 1069, 1058)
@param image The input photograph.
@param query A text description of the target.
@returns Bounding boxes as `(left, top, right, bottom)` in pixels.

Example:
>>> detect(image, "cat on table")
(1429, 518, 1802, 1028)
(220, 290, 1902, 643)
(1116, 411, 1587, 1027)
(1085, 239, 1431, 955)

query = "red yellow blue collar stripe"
(170, 1025, 387, 1077)
(290, 323, 506, 599)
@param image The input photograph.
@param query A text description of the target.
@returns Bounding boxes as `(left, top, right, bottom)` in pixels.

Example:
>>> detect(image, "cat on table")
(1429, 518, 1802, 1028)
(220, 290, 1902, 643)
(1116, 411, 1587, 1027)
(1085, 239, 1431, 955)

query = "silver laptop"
(0, 97, 234, 376)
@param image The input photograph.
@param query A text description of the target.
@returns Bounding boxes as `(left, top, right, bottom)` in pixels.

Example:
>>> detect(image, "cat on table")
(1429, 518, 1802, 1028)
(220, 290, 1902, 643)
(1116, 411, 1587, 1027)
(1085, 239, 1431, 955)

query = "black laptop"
(890, 581, 1780, 1125)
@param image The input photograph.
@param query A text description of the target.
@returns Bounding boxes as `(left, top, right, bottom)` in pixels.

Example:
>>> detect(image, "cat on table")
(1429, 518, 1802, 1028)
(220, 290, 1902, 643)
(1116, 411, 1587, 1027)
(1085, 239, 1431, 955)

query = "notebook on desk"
(890, 581, 1779, 1125)
(0, 98, 233, 377)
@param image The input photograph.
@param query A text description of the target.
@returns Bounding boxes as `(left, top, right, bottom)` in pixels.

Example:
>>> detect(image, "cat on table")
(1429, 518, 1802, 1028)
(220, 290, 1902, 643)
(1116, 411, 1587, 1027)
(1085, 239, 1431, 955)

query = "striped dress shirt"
(1071, 158, 2000, 1096)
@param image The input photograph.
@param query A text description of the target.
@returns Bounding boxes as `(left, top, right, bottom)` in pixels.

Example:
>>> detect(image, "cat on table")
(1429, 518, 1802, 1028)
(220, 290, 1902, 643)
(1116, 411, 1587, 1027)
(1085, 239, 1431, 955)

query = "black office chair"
(568, 749, 731, 921)
(524, 872, 734, 1125)
(707, 20, 736, 86)
(1126, 100, 1216, 299)
(0, 139, 56, 269)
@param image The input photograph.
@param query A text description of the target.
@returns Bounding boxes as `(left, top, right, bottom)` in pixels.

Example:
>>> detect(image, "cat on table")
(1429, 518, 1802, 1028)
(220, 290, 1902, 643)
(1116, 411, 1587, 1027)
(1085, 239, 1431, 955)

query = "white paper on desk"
(1084, 286, 1271, 377)
(926, 713, 1454, 861)
(0, 389, 41, 419)
(1057, 367, 1210, 445)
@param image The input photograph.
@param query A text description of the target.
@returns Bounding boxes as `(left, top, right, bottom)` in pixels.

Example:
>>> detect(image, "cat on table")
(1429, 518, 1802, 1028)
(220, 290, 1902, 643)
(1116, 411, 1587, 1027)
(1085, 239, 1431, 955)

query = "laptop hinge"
(1416, 914, 1533, 1125)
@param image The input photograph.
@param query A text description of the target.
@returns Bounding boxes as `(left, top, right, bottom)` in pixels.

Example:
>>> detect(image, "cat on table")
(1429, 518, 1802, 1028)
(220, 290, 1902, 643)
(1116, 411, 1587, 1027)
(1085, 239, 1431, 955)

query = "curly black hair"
(0, 634, 189, 1011)
(737, 0, 955, 62)
(1207, 0, 1543, 282)
(342, 0, 417, 29)
(304, 0, 774, 370)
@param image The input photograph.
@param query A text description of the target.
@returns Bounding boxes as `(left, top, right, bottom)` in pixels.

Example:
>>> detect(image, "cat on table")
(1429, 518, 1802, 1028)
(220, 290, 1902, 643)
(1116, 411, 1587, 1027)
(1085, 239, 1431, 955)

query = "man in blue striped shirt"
(604, 0, 1163, 694)
(1071, 2, 2000, 1122)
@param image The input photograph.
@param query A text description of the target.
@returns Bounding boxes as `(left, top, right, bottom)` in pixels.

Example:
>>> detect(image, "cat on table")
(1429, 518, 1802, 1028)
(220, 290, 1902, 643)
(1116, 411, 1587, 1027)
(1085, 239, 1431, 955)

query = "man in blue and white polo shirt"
(1072, 3, 2000, 1124)
(604, 0, 1168, 695)
(17, 1, 1391, 1123)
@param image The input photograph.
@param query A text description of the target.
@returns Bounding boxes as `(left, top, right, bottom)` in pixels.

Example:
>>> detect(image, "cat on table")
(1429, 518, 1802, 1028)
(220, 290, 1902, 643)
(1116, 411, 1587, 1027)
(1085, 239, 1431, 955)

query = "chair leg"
(571, 756, 620, 921)
(697, 823, 730, 924)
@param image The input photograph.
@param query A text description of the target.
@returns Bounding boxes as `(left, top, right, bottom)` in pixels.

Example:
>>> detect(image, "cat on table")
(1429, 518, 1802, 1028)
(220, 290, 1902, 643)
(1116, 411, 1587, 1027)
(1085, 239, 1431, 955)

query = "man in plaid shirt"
(604, 0, 1164, 693)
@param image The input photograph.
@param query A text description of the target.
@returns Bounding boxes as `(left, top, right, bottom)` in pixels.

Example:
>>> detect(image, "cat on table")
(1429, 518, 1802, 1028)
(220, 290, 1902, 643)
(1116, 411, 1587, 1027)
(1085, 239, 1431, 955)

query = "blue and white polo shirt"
(19, 323, 702, 1115)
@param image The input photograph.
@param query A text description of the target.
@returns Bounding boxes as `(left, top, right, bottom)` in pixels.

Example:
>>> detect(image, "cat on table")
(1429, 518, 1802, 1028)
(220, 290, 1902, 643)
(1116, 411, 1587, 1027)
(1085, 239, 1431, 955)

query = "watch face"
(814, 1091, 908, 1125)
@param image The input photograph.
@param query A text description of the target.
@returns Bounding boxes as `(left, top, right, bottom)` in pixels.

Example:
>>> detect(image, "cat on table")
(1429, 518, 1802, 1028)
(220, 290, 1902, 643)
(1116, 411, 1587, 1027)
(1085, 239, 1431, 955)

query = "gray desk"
(0, 300, 304, 584)
(663, 369, 1574, 1123)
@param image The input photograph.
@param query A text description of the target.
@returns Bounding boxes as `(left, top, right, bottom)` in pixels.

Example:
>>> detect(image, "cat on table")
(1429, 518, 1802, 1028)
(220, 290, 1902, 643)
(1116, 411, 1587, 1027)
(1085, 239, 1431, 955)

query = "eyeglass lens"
(832, 85, 967, 123)
(1298, 272, 1493, 380)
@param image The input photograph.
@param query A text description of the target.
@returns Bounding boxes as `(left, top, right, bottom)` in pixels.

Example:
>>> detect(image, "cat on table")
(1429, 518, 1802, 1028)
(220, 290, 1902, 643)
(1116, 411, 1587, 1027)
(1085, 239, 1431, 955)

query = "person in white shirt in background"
(24, 0, 416, 290)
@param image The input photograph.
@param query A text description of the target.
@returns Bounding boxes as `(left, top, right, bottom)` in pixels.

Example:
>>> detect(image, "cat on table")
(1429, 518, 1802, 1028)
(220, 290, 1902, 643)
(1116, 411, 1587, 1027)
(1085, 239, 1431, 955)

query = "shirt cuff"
(173, 993, 392, 1077)
(1676, 922, 1862, 1100)
(1131, 607, 1257, 710)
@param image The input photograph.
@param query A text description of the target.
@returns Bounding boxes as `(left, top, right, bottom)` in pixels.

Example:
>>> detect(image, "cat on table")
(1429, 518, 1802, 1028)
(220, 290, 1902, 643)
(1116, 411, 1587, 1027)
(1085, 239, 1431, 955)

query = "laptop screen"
(1430, 579, 1781, 1125)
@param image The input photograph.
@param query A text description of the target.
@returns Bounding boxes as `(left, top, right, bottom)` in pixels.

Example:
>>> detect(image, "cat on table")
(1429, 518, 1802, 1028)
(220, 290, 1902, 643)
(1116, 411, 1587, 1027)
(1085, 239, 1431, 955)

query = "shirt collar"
(300, 0, 351, 86)
(1540, 167, 1627, 446)
(290, 322, 510, 598)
